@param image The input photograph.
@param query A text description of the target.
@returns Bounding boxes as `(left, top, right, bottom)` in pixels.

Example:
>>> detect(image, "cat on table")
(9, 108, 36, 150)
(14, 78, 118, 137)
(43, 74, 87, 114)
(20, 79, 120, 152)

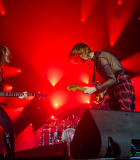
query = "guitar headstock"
(67, 83, 78, 92)
(38, 92, 47, 99)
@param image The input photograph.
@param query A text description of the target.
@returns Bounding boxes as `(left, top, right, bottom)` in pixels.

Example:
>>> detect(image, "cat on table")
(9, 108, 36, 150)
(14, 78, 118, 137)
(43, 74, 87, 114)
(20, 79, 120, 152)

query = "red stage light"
(77, 91, 91, 104)
(110, 41, 114, 46)
(52, 82, 56, 86)
(117, 0, 123, 5)
(51, 115, 54, 119)
(17, 69, 22, 73)
(81, 0, 98, 22)
(80, 73, 89, 84)
(47, 67, 63, 87)
(81, 18, 85, 23)
(0, 0, 6, 15)
(54, 102, 58, 108)
(50, 90, 68, 109)
(139, 16, 140, 21)
(86, 100, 90, 104)
(4, 85, 12, 92)
(1, 10, 5, 15)
(3, 65, 22, 79)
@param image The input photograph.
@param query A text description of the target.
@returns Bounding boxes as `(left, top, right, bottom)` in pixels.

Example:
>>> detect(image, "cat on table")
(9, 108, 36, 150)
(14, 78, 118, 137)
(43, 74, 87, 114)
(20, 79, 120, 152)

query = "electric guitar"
(0, 91, 46, 99)
(67, 83, 106, 104)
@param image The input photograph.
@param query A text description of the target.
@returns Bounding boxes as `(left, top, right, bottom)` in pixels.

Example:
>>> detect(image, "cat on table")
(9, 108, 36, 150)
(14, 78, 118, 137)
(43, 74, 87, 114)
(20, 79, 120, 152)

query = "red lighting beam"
(5, 107, 24, 122)
(121, 51, 140, 72)
(117, 0, 124, 5)
(15, 123, 35, 152)
(105, 0, 140, 46)
(47, 67, 63, 86)
(0, 0, 5, 15)
(80, 73, 89, 84)
(77, 91, 91, 104)
(4, 85, 12, 92)
(81, 0, 98, 22)
(131, 76, 140, 111)
(3, 65, 22, 79)
(50, 90, 68, 109)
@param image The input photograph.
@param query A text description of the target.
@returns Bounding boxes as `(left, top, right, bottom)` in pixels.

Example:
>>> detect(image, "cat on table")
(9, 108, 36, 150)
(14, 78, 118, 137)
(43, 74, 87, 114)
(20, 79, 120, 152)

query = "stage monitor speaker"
(70, 108, 140, 159)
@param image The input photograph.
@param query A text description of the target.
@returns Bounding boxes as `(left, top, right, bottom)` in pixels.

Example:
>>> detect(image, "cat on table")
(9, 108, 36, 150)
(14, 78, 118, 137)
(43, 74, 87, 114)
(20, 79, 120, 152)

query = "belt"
(115, 70, 127, 78)
(117, 77, 129, 83)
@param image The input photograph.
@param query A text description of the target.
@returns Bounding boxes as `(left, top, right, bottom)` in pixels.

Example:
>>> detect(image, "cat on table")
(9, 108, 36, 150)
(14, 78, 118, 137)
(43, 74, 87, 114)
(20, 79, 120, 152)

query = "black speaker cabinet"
(71, 108, 140, 159)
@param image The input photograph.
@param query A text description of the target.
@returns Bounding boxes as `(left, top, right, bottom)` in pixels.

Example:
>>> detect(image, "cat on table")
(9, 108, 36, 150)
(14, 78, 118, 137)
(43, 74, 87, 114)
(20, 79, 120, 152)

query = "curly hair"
(0, 46, 10, 62)
(69, 42, 92, 63)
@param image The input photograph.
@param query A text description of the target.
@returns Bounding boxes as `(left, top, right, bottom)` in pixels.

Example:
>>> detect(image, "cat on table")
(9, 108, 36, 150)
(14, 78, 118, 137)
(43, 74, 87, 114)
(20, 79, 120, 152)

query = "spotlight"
(52, 82, 56, 86)
(110, 42, 114, 46)
(117, 0, 123, 5)
(51, 116, 54, 119)
(54, 103, 58, 107)
(4, 85, 12, 91)
(86, 100, 90, 104)
(1, 10, 5, 15)
(18, 69, 22, 73)
(81, 18, 85, 23)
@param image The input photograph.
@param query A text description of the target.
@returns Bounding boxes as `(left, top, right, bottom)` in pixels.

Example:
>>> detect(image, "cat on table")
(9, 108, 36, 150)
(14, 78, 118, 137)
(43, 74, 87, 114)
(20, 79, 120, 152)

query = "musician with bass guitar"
(69, 42, 136, 111)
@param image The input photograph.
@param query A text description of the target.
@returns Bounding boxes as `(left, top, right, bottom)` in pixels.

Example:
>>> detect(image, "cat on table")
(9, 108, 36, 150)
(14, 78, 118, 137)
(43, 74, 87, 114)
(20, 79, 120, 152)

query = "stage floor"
(15, 142, 140, 160)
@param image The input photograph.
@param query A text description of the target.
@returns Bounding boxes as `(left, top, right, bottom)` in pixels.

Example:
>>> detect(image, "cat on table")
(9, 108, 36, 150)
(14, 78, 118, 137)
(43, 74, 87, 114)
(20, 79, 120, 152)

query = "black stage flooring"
(14, 142, 140, 160)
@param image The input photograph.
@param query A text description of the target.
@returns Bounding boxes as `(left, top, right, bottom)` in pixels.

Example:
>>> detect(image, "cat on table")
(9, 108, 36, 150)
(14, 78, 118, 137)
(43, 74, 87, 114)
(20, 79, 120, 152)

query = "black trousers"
(0, 106, 13, 134)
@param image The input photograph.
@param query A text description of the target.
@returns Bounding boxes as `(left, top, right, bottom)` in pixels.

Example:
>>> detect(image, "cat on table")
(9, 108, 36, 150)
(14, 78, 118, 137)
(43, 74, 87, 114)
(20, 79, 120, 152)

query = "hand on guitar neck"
(18, 91, 27, 99)
(67, 83, 96, 95)
(67, 82, 106, 104)
(83, 86, 97, 95)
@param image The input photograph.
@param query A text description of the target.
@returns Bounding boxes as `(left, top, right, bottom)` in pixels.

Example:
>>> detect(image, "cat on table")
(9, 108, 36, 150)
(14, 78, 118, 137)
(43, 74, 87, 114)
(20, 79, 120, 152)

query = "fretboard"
(76, 87, 87, 92)
(0, 92, 40, 97)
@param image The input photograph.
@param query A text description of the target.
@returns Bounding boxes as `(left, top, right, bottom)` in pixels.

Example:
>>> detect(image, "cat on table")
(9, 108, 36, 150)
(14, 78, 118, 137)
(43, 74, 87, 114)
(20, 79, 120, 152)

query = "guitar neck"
(76, 87, 87, 92)
(0, 92, 40, 97)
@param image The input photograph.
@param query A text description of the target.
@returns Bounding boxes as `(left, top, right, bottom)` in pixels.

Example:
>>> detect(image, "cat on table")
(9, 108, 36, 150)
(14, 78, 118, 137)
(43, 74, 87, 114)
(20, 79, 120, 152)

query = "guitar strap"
(0, 68, 4, 91)
(92, 52, 96, 85)
(92, 50, 105, 85)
